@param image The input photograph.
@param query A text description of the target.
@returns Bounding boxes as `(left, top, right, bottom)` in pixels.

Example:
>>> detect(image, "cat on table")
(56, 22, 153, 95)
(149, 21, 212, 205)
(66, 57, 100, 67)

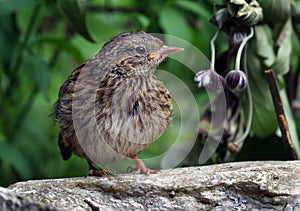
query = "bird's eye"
(135, 47, 146, 54)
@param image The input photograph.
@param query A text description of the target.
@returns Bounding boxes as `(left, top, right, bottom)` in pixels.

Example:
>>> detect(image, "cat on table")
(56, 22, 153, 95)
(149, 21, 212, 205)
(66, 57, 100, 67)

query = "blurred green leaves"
(57, 0, 94, 42)
(35, 36, 84, 62)
(0, 13, 19, 72)
(159, 7, 192, 41)
(175, 1, 211, 20)
(20, 51, 49, 99)
(0, 141, 33, 180)
(0, 0, 38, 15)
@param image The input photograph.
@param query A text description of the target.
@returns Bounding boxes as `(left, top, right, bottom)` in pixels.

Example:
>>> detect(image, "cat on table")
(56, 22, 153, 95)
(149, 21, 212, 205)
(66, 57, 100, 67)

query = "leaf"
(272, 18, 292, 75)
(246, 28, 278, 137)
(132, 12, 150, 30)
(280, 90, 300, 157)
(35, 36, 84, 62)
(57, 0, 94, 42)
(0, 0, 38, 14)
(19, 51, 50, 99)
(85, 13, 125, 42)
(295, 1, 300, 12)
(0, 141, 33, 179)
(159, 6, 192, 41)
(259, 0, 293, 23)
(175, 1, 211, 20)
(0, 14, 19, 71)
(253, 26, 275, 68)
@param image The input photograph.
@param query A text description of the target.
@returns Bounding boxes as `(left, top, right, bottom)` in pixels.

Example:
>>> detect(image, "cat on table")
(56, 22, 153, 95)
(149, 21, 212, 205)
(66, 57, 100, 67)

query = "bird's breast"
(95, 74, 172, 151)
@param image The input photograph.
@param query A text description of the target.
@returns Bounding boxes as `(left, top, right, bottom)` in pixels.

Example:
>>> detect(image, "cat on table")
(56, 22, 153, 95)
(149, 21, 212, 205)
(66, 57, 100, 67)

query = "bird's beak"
(148, 45, 184, 61)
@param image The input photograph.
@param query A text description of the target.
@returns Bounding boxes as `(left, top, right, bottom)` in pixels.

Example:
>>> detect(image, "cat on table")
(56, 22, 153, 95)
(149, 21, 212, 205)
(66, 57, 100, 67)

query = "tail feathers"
(58, 133, 72, 160)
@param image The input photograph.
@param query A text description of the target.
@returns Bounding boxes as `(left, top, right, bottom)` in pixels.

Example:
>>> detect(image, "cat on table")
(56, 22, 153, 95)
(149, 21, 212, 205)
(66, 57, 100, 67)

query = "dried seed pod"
(194, 70, 225, 91)
(228, 0, 263, 26)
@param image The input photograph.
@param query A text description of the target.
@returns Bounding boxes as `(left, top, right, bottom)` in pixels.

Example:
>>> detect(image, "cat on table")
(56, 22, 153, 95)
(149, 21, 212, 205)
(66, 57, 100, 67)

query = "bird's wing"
(53, 62, 87, 160)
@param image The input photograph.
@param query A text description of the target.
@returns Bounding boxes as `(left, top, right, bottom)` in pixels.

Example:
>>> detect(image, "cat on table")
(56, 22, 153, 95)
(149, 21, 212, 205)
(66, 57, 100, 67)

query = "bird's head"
(100, 31, 183, 76)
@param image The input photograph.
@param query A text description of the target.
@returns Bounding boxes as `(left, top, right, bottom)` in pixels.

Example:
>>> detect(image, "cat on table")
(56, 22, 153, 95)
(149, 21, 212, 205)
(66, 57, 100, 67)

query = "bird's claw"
(88, 168, 115, 177)
(127, 165, 157, 175)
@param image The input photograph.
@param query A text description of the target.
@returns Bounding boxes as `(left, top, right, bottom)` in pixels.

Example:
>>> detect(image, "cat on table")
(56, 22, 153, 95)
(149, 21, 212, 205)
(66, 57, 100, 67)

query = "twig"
(264, 69, 297, 160)
(84, 199, 101, 211)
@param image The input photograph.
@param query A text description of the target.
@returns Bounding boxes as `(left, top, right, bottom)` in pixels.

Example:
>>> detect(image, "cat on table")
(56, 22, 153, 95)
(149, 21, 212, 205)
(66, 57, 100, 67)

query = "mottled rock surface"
(0, 187, 57, 211)
(1, 161, 300, 210)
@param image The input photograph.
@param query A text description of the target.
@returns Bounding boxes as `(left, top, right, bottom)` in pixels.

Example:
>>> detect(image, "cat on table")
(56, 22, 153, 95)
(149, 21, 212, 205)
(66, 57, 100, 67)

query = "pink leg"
(129, 155, 157, 175)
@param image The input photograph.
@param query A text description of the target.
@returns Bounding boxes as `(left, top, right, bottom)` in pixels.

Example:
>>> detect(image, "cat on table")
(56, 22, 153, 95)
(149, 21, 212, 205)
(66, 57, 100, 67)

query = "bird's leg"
(128, 155, 157, 175)
(87, 160, 112, 177)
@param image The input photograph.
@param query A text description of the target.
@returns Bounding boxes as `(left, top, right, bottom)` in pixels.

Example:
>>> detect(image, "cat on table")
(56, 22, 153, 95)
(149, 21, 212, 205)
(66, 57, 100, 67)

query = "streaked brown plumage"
(53, 31, 183, 175)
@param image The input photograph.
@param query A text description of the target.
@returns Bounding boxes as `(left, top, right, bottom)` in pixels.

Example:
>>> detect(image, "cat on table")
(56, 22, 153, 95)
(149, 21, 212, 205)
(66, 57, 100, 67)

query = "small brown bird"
(53, 31, 183, 175)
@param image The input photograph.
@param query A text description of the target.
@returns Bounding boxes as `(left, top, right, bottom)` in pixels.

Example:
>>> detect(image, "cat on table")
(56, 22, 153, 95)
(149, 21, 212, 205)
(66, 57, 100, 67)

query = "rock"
(1, 161, 300, 210)
(0, 186, 57, 211)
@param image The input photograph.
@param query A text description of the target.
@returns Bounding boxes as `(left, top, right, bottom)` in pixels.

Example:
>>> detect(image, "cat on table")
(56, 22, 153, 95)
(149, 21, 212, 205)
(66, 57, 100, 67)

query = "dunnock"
(53, 31, 183, 175)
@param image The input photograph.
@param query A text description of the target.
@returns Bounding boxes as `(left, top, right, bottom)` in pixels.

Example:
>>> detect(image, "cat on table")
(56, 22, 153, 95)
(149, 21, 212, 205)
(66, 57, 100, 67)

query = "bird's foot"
(127, 155, 158, 175)
(88, 168, 114, 177)
(127, 166, 157, 175)
(87, 160, 115, 177)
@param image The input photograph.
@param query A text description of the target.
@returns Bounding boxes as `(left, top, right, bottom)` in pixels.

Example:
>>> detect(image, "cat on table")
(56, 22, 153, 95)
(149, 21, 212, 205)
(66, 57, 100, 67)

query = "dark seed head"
(225, 70, 248, 92)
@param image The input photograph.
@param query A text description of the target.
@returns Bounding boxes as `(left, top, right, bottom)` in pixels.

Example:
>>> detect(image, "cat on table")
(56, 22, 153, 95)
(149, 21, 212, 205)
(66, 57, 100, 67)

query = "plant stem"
(265, 69, 298, 160)
(235, 27, 254, 70)
(210, 29, 220, 71)
(235, 45, 252, 146)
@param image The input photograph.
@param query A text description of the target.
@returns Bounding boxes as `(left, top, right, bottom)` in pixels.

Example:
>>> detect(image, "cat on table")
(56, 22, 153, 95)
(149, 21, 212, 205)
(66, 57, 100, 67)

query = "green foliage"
(273, 18, 292, 75)
(0, 0, 300, 187)
(0, 0, 38, 15)
(20, 51, 50, 99)
(0, 142, 33, 179)
(259, 0, 293, 23)
(159, 6, 192, 41)
(247, 26, 277, 137)
(57, 0, 94, 42)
